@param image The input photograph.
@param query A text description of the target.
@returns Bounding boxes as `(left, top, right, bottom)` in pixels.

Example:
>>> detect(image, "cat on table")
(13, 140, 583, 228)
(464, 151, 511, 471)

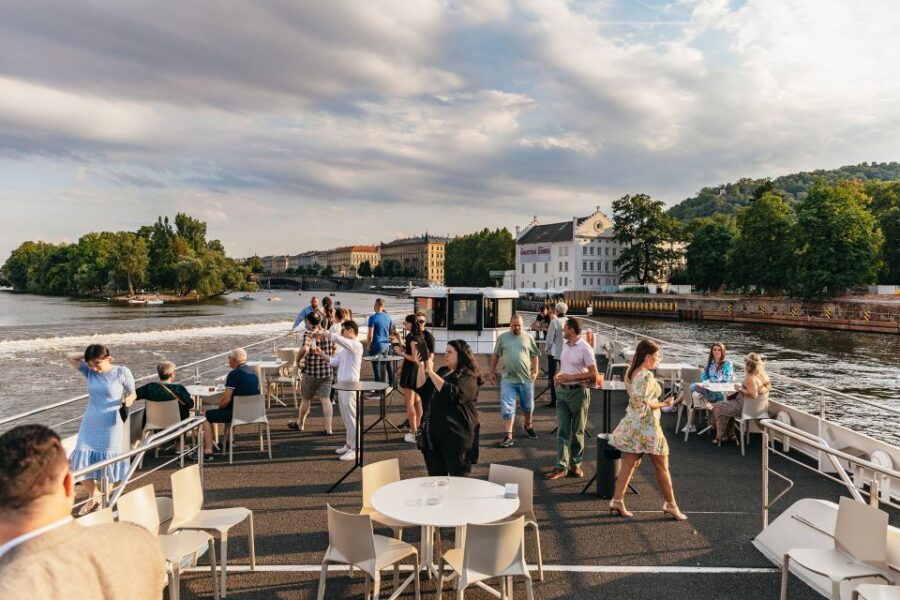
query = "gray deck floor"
(125, 361, 887, 599)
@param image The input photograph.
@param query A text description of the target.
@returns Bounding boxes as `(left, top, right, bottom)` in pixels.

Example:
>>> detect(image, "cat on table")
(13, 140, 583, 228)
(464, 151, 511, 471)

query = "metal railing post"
(761, 431, 769, 529)
(100, 470, 110, 509)
(199, 424, 205, 485)
(870, 478, 880, 508)
(819, 396, 826, 420)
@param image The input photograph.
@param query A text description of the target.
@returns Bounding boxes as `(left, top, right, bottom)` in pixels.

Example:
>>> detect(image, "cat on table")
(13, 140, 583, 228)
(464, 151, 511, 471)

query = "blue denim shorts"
(500, 381, 534, 420)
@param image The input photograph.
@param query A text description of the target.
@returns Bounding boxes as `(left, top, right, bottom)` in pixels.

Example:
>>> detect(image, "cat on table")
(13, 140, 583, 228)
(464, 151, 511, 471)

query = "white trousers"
(337, 390, 357, 450)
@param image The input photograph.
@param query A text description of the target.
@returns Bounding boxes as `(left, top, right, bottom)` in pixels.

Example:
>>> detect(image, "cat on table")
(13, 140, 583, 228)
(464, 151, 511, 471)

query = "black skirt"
(399, 359, 418, 389)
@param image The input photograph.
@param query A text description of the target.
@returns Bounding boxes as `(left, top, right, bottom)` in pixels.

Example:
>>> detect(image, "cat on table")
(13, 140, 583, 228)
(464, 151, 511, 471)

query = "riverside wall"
(521, 292, 900, 335)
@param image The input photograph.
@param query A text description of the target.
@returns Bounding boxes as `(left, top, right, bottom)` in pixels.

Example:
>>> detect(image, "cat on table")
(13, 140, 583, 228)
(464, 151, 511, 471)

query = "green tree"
(321, 265, 335, 277)
(793, 180, 883, 297)
(72, 232, 116, 294)
(174, 213, 208, 254)
(381, 260, 402, 277)
(245, 255, 265, 273)
(108, 232, 149, 295)
(684, 216, 737, 292)
(726, 192, 796, 293)
(358, 260, 373, 277)
(372, 263, 384, 277)
(612, 194, 683, 284)
(2, 241, 54, 291)
(445, 228, 513, 286)
(878, 207, 900, 283)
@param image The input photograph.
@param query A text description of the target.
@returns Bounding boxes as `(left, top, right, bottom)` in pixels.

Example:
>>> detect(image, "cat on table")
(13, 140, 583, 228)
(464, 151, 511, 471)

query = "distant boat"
(267, 296, 282, 302)
(145, 298, 164, 305)
(128, 299, 147, 305)
(329, 292, 336, 296)
(239, 294, 255, 301)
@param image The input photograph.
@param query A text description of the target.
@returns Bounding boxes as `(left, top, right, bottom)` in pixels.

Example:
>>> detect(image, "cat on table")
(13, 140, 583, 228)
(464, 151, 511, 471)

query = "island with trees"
(1, 213, 257, 301)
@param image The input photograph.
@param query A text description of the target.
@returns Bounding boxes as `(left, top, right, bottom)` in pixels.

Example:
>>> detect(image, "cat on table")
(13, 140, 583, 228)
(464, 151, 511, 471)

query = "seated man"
(0, 425, 166, 599)
(201, 347, 260, 460)
(136, 360, 192, 426)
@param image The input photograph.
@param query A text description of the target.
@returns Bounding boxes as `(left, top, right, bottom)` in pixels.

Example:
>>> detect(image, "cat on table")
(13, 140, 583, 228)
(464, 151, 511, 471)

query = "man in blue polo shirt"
(201, 347, 260, 460)
(366, 298, 394, 387)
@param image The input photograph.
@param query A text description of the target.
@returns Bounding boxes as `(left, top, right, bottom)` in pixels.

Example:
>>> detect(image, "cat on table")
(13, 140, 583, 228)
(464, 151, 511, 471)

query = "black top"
(136, 381, 192, 405)
(226, 364, 261, 396)
(405, 330, 435, 362)
(416, 367, 480, 451)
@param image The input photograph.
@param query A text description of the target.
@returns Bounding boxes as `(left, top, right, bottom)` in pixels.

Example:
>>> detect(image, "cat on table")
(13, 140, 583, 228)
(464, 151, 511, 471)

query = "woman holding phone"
(395, 314, 434, 443)
(66, 344, 136, 514)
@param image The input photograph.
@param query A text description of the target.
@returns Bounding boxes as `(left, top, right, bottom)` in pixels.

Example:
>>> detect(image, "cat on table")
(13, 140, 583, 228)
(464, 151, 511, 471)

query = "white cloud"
(0, 0, 898, 259)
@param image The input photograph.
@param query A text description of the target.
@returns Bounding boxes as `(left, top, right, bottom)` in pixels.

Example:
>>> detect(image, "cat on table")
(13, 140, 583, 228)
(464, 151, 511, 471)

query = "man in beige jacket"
(0, 425, 166, 599)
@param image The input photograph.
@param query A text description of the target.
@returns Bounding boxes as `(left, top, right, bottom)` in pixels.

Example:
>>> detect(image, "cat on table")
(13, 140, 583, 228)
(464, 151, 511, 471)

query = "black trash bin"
(595, 433, 621, 498)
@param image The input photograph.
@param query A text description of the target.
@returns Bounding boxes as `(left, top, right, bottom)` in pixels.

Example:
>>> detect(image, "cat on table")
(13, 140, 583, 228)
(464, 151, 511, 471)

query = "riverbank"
(556, 291, 900, 335)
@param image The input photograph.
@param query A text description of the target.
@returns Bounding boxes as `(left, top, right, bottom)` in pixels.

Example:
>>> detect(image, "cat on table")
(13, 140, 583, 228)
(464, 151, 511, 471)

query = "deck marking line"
(184, 565, 779, 574)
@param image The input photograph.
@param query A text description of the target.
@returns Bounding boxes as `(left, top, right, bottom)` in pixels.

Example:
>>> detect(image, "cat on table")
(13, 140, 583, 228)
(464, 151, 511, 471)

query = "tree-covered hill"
(669, 161, 900, 221)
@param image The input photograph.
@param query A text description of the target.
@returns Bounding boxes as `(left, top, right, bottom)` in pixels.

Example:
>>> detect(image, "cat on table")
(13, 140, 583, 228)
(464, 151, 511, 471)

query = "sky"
(1, 0, 898, 259)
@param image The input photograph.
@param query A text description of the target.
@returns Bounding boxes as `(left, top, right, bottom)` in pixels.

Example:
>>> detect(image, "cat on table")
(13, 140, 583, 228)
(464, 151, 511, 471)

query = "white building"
(515, 207, 625, 292)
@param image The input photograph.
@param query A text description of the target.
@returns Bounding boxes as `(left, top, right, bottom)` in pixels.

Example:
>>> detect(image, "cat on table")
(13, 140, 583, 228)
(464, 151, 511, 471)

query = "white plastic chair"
(169, 464, 256, 598)
(117, 484, 220, 600)
(674, 367, 702, 433)
(436, 516, 533, 599)
(488, 464, 543, 581)
(781, 497, 893, 600)
(736, 389, 770, 456)
(361, 459, 413, 540)
(141, 400, 185, 467)
(274, 349, 300, 408)
(853, 584, 900, 600)
(606, 363, 628, 381)
(227, 394, 272, 464)
(317, 505, 421, 600)
(76, 506, 115, 527)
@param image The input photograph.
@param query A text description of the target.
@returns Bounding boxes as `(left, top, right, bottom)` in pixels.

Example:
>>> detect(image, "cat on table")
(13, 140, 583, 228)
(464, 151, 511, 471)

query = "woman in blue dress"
(66, 344, 136, 513)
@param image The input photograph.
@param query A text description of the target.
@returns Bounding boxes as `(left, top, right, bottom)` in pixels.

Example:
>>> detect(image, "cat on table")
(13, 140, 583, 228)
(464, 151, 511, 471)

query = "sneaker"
(498, 435, 514, 448)
(339, 451, 357, 461)
(523, 426, 538, 440)
(661, 405, 676, 413)
(681, 424, 697, 433)
(335, 445, 350, 455)
(403, 432, 417, 443)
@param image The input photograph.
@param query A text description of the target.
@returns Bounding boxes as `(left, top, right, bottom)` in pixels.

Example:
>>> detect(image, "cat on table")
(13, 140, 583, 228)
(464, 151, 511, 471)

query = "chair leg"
(413, 554, 421, 600)
(507, 576, 513, 598)
(524, 576, 534, 600)
(248, 512, 257, 570)
(364, 573, 371, 600)
(529, 522, 544, 582)
(208, 538, 220, 600)
(229, 426, 234, 464)
(435, 556, 444, 599)
(675, 405, 683, 433)
(258, 424, 263, 451)
(393, 562, 400, 592)
(780, 554, 790, 600)
(219, 533, 228, 598)
(316, 561, 329, 600)
(167, 569, 178, 600)
(372, 573, 381, 600)
(179, 435, 185, 468)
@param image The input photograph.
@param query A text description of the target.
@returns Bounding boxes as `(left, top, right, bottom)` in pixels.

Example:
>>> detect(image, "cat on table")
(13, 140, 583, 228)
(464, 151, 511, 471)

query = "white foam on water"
(0, 320, 293, 356)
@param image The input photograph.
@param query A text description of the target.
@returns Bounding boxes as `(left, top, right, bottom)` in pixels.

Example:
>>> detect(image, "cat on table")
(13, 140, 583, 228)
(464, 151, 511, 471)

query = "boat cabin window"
(447, 294, 481, 330)
(483, 298, 513, 329)
(415, 297, 447, 328)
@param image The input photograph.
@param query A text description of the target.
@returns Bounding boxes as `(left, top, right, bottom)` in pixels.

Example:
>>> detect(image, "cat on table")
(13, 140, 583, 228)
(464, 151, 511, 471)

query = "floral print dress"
(610, 368, 668, 456)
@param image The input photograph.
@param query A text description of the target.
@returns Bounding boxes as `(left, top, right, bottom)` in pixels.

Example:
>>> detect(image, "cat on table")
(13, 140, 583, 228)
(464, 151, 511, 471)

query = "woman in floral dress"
(609, 339, 686, 520)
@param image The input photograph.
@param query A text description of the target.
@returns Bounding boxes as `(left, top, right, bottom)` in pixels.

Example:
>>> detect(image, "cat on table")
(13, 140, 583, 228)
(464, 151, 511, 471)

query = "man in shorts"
(489, 313, 539, 448)
(289, 313, 336, 434)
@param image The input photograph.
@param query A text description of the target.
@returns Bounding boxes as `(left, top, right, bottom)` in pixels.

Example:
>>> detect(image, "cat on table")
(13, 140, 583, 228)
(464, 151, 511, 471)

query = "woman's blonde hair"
(744, 352, 770, 389)
(156, 360, 176, 381)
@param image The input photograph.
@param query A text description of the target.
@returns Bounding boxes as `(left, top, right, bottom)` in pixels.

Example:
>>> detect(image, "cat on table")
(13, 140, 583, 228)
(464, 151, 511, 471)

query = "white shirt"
(329, 333, 363, 383)
(0, 516, 72, 558)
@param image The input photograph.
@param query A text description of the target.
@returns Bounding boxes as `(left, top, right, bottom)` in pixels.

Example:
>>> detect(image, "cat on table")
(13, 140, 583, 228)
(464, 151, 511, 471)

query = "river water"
(1, 290, 897, 443)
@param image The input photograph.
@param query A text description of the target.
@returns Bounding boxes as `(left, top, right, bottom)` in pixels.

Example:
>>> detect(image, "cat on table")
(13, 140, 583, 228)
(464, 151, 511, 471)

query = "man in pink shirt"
(545, 317, 598, 480)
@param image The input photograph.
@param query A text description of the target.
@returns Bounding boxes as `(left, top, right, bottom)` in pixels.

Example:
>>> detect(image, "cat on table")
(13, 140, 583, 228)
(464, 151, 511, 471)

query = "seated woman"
(711, 352, 771, 445)
(666, 342, 733, 422)
(136, 360, 193, 426)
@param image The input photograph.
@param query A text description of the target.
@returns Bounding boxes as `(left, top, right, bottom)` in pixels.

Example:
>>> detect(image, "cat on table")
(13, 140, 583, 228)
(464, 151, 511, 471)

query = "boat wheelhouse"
(411, 287, 518, 354)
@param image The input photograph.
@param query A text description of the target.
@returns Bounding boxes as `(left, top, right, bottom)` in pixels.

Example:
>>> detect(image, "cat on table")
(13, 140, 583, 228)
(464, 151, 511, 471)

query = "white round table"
(372, 476, 518, 528)
(372, 476, 519, 583)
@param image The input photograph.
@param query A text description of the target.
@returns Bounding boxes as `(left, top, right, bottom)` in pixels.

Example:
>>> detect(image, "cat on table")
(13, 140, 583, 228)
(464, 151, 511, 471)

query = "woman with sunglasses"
(395, 313, 435, 443)
(65, 344, 136, 514)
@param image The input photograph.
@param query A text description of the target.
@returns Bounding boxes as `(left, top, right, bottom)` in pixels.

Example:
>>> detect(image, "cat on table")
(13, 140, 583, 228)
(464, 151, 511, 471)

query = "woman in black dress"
(415, 339, 482, 476)
(395, 315, 434, 443)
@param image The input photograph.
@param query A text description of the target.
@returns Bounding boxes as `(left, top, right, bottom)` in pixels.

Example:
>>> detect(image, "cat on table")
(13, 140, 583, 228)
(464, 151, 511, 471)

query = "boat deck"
(125, 360, 895, 599)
